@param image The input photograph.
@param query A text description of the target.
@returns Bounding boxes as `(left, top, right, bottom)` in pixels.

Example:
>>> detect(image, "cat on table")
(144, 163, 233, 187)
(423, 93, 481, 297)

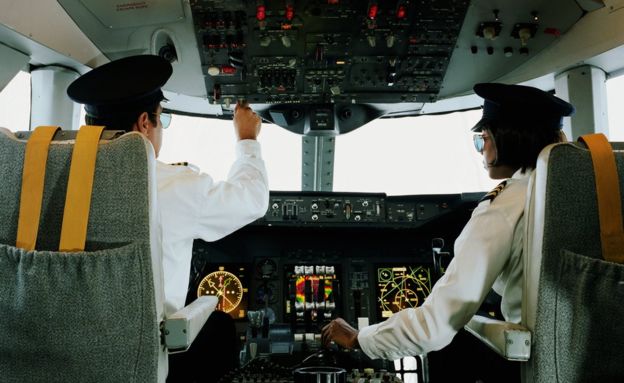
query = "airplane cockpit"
(1, 1, 624, 382)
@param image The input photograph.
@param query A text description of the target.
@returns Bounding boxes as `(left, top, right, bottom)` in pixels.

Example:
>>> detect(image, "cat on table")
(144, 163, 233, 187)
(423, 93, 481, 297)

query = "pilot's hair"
(486, 120, 564, 173)
(84, 101, 160, 132)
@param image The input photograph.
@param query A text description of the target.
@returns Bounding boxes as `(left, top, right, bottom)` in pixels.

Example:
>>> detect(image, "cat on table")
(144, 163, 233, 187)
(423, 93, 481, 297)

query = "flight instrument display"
(285, 264, 339, 323)
(197, 265, 249, 319)
(376, 265, 432, 319)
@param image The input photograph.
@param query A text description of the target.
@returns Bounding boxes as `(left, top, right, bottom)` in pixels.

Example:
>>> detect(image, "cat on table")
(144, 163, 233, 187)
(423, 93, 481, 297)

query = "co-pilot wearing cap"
(322, 83, 574, 382)
(67, 55, 269, 378)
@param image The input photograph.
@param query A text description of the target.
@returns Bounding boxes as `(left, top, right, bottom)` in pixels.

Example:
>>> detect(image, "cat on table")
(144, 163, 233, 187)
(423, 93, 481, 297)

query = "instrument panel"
(197, 266, 249, 319)
(185, 191, 479, 381)
(190, 0, 470, 107)
(285, 264, 339, 323)
(188, 191, 479, 324)
(188, 0, 473, 134)
(263, 191, 481, 226)
(376, 265, 433, 319)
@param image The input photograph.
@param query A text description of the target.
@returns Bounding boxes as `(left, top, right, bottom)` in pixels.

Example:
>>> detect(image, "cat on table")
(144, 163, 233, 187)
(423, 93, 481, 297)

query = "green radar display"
(376, 265, 433, 319)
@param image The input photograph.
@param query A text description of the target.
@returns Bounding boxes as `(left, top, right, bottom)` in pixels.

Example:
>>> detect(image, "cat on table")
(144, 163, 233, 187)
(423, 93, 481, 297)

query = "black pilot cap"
(471, 83, 575, 132)
(67, 55, 172, 118)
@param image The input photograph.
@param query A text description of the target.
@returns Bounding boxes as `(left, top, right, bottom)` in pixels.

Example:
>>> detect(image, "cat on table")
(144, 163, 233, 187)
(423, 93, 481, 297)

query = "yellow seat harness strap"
(59, 125, 105, 252)
(579, 133, 624, 264)
(16, 126, 61, 250)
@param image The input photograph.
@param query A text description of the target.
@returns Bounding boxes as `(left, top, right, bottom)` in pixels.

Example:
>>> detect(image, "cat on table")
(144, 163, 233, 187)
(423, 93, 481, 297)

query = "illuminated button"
(256, 5, 266, 21)
(368, 4, 378, 19)
(285, 4, 294, 21)
(221, 65, 237, 75)
(396, 5, 407, 19)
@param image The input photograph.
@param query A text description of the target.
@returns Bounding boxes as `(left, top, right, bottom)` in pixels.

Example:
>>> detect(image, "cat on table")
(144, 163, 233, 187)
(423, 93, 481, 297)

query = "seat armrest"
(464, 315, 531, 361)
(163, 296, 218, 352)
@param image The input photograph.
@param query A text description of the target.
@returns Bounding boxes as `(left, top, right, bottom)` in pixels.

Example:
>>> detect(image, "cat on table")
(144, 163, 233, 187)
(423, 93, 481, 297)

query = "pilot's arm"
(324, 193, 520, 360)
(195, 102, 269, 239)
(158, 103, 269, 242)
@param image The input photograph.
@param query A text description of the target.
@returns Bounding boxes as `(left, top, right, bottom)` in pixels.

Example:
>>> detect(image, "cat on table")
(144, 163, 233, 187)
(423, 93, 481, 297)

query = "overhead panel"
(55, 0, 598, 128)
(190, 0, 470, 108)
(442, 0, 583, 97)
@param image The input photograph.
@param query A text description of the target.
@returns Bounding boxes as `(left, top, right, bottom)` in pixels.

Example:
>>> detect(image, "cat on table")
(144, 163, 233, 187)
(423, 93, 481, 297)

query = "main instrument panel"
(187, 192, 482, 376)
(187, 191, 482, 382)
(184, 191, 480, 380)
(188, 191, 479, 323)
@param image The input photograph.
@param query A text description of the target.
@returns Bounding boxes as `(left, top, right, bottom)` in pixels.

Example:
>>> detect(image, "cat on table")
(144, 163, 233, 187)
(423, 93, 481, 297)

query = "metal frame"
(555, 64, 608, 139)
(30, 65, 81, 130)
(301, 136, 335, 191)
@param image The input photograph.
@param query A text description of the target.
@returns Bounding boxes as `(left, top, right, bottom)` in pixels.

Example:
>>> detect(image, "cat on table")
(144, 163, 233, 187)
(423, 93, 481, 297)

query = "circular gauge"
(197, 270, 244, 313)
(391, 289, 420, 310)
(378, 268, 392, 282)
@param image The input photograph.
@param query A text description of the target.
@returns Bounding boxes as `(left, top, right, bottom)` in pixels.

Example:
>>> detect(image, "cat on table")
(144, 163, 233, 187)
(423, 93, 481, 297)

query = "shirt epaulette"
(169, 162, 189, 166)
(480, 180, 507, 203)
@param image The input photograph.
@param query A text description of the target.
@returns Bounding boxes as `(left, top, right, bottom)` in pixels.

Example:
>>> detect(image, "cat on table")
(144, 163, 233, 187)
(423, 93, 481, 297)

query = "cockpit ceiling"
(56, 0, 588, 133)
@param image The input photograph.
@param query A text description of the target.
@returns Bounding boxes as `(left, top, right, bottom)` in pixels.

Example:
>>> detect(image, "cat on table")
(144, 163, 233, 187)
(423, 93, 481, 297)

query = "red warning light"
(256, 5, 266, 21)
(368, 4, 378, 20)
(285, 4, 295, 21)
(396, 5, 407, 19)
(327, 0, 339, 4)
(221, 65, 237, 75)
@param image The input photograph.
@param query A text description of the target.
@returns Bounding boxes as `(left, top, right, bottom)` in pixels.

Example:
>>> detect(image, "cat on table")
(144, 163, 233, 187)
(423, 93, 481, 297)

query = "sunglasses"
(473, 133, 491, 152)
(152, 112, 172, 129)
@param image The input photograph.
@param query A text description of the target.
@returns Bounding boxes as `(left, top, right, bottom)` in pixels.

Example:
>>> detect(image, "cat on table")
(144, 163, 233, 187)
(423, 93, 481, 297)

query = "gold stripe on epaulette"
(480, 180, 508, 203)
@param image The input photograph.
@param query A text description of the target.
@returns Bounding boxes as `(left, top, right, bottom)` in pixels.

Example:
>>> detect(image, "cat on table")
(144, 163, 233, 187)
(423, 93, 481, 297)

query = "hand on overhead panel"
(234, 100, 262, 141)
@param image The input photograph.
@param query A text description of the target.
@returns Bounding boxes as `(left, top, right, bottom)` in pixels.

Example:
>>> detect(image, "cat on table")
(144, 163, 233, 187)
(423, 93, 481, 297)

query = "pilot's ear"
(134, 111, 151, 134)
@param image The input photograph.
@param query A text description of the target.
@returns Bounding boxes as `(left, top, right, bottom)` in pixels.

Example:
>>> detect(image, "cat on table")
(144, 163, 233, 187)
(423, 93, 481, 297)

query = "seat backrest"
(522, 140, 624, 383)
(0, 128, 167, 382)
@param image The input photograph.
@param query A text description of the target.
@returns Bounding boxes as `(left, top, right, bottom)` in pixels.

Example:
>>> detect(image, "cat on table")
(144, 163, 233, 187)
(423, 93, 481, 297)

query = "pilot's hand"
(234, 100, 261, 141)
(321, 318, 360, 350)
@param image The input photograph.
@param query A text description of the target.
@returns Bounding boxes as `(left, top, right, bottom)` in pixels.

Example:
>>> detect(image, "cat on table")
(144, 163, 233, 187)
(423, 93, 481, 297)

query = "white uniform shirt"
(358, 169, 531, 360)
(156, 140, 269, 315)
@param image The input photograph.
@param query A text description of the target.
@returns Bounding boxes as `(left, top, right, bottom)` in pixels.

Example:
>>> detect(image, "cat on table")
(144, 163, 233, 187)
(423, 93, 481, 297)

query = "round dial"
(197, 270, 244, 313)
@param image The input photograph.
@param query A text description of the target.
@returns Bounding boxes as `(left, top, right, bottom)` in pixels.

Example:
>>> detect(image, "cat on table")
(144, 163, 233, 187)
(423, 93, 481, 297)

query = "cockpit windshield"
(2, 71, 624, 194)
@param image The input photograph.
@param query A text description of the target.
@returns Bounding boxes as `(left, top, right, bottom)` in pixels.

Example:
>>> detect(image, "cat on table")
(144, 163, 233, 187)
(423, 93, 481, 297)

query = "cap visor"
(471, 118, 489, 132)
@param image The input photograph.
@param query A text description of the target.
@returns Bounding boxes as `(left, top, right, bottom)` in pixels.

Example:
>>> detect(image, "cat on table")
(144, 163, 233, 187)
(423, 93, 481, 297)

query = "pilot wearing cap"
(67, 55, 269, 317)
(322, 83, 574, 382)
